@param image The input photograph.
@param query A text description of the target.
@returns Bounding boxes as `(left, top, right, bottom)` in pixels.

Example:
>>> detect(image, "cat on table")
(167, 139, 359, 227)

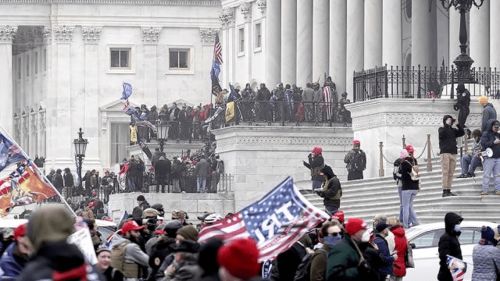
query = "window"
(26, 54, 30, 77)
(458, 229, 481, 245)
(43, 49, 47, 71)
(34, 52, 38, 75)
(110, 48, 131, 68)
(169, 48, 190, 69)
(255, 23, 262, 49)
(239, 28, 245, 53)
(410, 229, 444, 249)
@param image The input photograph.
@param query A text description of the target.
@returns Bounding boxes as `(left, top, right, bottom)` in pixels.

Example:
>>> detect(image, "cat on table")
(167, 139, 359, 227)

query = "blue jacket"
(482, 103, 497, 133)
(374, 234, 394, 278)
(0, 243, 25, 280)
(472, 244, 500, 281)
(480, 119, 500, 158)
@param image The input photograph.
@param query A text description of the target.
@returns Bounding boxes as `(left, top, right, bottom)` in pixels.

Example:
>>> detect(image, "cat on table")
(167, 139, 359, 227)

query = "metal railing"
(354, 65, 500, 102)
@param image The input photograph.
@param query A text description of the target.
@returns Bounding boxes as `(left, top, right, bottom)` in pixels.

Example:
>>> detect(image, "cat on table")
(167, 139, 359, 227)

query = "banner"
(198, 177, 329, 261)
(225, 101, 235, 123)
(0, 133, 26, 172)
(68, 228, 98, 265)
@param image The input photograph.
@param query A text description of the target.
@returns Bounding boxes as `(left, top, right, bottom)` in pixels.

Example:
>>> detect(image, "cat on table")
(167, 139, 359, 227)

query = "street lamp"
(440, 0, 484, 83)
(157, 121, 170, 152)
(73, 128, 88, 196)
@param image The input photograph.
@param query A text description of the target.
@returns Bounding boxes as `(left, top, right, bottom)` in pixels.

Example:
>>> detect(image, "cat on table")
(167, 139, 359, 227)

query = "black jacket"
(438, 115, 465, 154)
(437, 212, 463, 281)
(17, 241, 104, 281)
(272, 242, 307, 281)
(53, 173, 64, 190)
(399, 157, 419, 190)
(317, 165, 342, 208)
(303, 154, 325, 182)
(480, 119, 500, 158)
(155, 159, 171, 179)
(63, 172, 74, 188)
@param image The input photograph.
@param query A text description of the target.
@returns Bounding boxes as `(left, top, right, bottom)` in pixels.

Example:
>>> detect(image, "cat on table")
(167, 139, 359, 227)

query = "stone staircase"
(298, 152, 500, 224)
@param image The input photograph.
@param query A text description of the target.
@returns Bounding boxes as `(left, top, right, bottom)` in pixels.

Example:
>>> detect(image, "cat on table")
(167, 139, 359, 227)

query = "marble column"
(329, 0, 347, 94)
(448, 7, 461, 66)
(346, 0, 364, 99)
(265, 0, 280, 87)
(412, 1, 436, 68)
(364, 0, 382, 69)
(490, 1, 500, 70)
(296, 0, 312, 86)
(382, 0, 402, 66)
(281, 0, 296, 84)
(312, 0, 329, 81)
(0, 26, 16, 136)
(142, 27, 161, 105)
(241, 3, 252, 83)
(470, 1, 489, 69)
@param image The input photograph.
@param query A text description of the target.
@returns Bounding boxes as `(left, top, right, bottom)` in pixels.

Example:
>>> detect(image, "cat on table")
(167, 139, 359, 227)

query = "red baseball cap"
(353, 139, 361, 145)
(14, 224, 27, 241)
(332, 210, 345, 224)
(405, 144, 415, 154)
(121, 221, 145, 234)
(345, 218, 367, 236)
(311, 146, 323, 155)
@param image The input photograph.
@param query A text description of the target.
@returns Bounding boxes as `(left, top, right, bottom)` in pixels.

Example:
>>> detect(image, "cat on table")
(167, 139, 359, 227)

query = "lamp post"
(157, 121, 170, 152)
(73, 128, 88, 196)
(440, 0, 484, 83)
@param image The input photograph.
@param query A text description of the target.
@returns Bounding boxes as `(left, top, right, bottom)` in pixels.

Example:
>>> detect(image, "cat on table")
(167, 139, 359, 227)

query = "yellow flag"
(225, 101, 235, 123)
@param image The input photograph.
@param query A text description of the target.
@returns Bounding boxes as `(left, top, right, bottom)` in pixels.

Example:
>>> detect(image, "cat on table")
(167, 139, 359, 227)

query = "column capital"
(82, 26, 102, 44)
(44, 25, 75, 43)
(257, 0, 266, 14)
(220, 7, 235, 29)
(0, 25, 17, 43)
(240, 2, 252, 21)
(142, 26, 161, 44)
(199, 28, 218, 44)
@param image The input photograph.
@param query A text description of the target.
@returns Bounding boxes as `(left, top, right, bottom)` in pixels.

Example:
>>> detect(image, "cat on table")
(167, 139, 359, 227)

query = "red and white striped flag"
(322, 85, 332, 120)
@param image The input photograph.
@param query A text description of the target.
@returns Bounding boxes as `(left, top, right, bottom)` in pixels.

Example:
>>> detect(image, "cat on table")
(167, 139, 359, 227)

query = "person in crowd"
(164, 240, 202, 281)
(195, 156, 210, 193)
(327, 217, 373, 280)
(62, 167, 74, 198)
(111, 220, 149, 280)
(256, 83, 270, 122)
(33, 155, 45, 168)
(171, 157, 183, 193)
(169, 103, 180, 141)
(155, 156, 171, 193)
(147, 221, 180, 280)
(324, 77, 338, 121)
(399, 144, 420, 228)
(217, 238, 261, 281)
(18, 205, 103, 281)
(302, 83, 314, 122)
(453, 84, 471, 129)
(178, 105, 189, 141)
(338, 92, 351, 125)
(437, 212, 463, 281)
(373, 223, 396, 280)
(472, 226, 500, 281)
(272, 234, 312, 281)
(480, 119, 500, 195)
(198, 238, 224, 281)
(53, 168, 64, 193)
(151, 147, 164, 167)
(479, 95, 497, 133)
(210, 155, 224, 193)
(387, 217, 408, 281)
(372, 215, 395, 254)
(316, 165, 342, 214)
(303, 146, 325, 191)
(176, 225, 199, 244)
(344, 140, 367, 181)
(132, 195, 151, 221)
(148, 105, 159, 141)
(96, 246, 124, 281)
(0, 224, 30, 280)
(312, 83, 322, 123)
(310, 221, 343, 281)
(393, 149, 407, 222)
(46, 169, 55, 184)
(458, 129, 482, 178)
(130, 121, 138, 145)
(192, 106, 203, 140)
(439, 115, 465, 197)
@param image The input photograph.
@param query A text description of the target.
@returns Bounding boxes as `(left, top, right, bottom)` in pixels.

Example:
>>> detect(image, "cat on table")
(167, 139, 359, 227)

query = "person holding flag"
(438, 212, 464, 281)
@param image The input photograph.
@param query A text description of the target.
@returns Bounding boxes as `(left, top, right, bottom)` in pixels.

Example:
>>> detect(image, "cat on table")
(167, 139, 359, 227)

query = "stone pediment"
(99, 99, 138, 112)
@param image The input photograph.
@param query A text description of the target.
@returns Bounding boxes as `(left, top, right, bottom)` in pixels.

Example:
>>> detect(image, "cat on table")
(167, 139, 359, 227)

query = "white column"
(449, 8, 461, 66)
(490, 1, 500, 70)
(470, 1, 489, 69)
(142, 27, 160, 105)
(382, 0, 402, 66)
(312, 0, 329, 81)
(265, 0, 281, 86)
(0, 26, 16, 136)
(364, 0, 382, 69)
(412, 1, 436, 68)
(346, 0, 364, 99)
(296, 0, 312, 86)
(281, 0, 296, 84)
(329, 0, 347, 94)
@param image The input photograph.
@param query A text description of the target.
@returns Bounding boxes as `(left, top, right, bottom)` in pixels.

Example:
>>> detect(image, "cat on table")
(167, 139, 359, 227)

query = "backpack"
(111, 241, 129, 274)
(405, 160, 420, 181)
(393, 158, 403, 187)
(293, 249, 327, 281)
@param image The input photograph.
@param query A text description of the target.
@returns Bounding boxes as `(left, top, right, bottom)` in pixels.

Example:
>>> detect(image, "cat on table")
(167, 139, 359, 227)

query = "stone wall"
(107, 192, 235, 224)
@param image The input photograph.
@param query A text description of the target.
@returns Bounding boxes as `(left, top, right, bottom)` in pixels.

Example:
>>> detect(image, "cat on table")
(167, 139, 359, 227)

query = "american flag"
(198, 177, 329, 261)
(322, 85, 333, 121)
(213, 34, 223, 64)
(211, 34, 223, 96)
(447, 255, 466, 281)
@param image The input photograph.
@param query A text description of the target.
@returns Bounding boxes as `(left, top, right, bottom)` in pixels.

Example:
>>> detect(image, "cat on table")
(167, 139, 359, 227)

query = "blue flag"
(121, 82, 133, 100)
(0, 133, 26, 172)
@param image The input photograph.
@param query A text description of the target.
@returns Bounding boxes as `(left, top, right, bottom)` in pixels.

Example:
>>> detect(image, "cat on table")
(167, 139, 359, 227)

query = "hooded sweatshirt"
(437, 212, 463, 281)
(390, 225, 408, 277)
(438, 115, 465, 154)
(480, 119, 500, 158)
(482, 103, 497, 133)
(318, 165, 342, 207)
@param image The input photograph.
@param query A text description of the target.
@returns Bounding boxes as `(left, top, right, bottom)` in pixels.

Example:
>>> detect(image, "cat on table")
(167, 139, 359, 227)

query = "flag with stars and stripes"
(447, 255, 466, 281)
(210, 33, 223, 96)
(198, 177, 329, 261)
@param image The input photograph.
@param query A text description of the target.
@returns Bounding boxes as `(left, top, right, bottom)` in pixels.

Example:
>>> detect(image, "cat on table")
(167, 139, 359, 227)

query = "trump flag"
(198, 177, 329, 261)
(0, 133, 26, 172)
(447, 255, 467, 281)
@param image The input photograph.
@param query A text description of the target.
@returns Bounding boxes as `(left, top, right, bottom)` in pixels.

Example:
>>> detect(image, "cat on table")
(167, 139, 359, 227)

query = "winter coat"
(310, 244, 330, 281)
(53, 173, 64, 190)
(438, 115, 465, 154)
(63, 172, 74, 187)
(373, 234, 394, 278)
(344, 150, 366, 172)
(390, 225, 408, 277)
(195, 159, 210, 177)
(317, 167, 342, 209)
(155, 159, 171, 180)
(164, 254, 202, 281)
(399, 157, 419, 190)
(437, 212, 463, 281)
(102, 266, 124, 281)
(482, 103, 497, 133)
(327, 235, 363, 281)
(303, 154, 325, 182)
(480, 119, 500, 159)
(273, 242, 307, 281)
(17, 241, 104, 281)
(0, 243, 27, 280)
(472, 243, 500, 281)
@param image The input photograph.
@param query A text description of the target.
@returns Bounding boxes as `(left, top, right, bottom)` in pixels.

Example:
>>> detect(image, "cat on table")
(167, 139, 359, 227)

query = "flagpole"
(0, 127, 77, 217)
